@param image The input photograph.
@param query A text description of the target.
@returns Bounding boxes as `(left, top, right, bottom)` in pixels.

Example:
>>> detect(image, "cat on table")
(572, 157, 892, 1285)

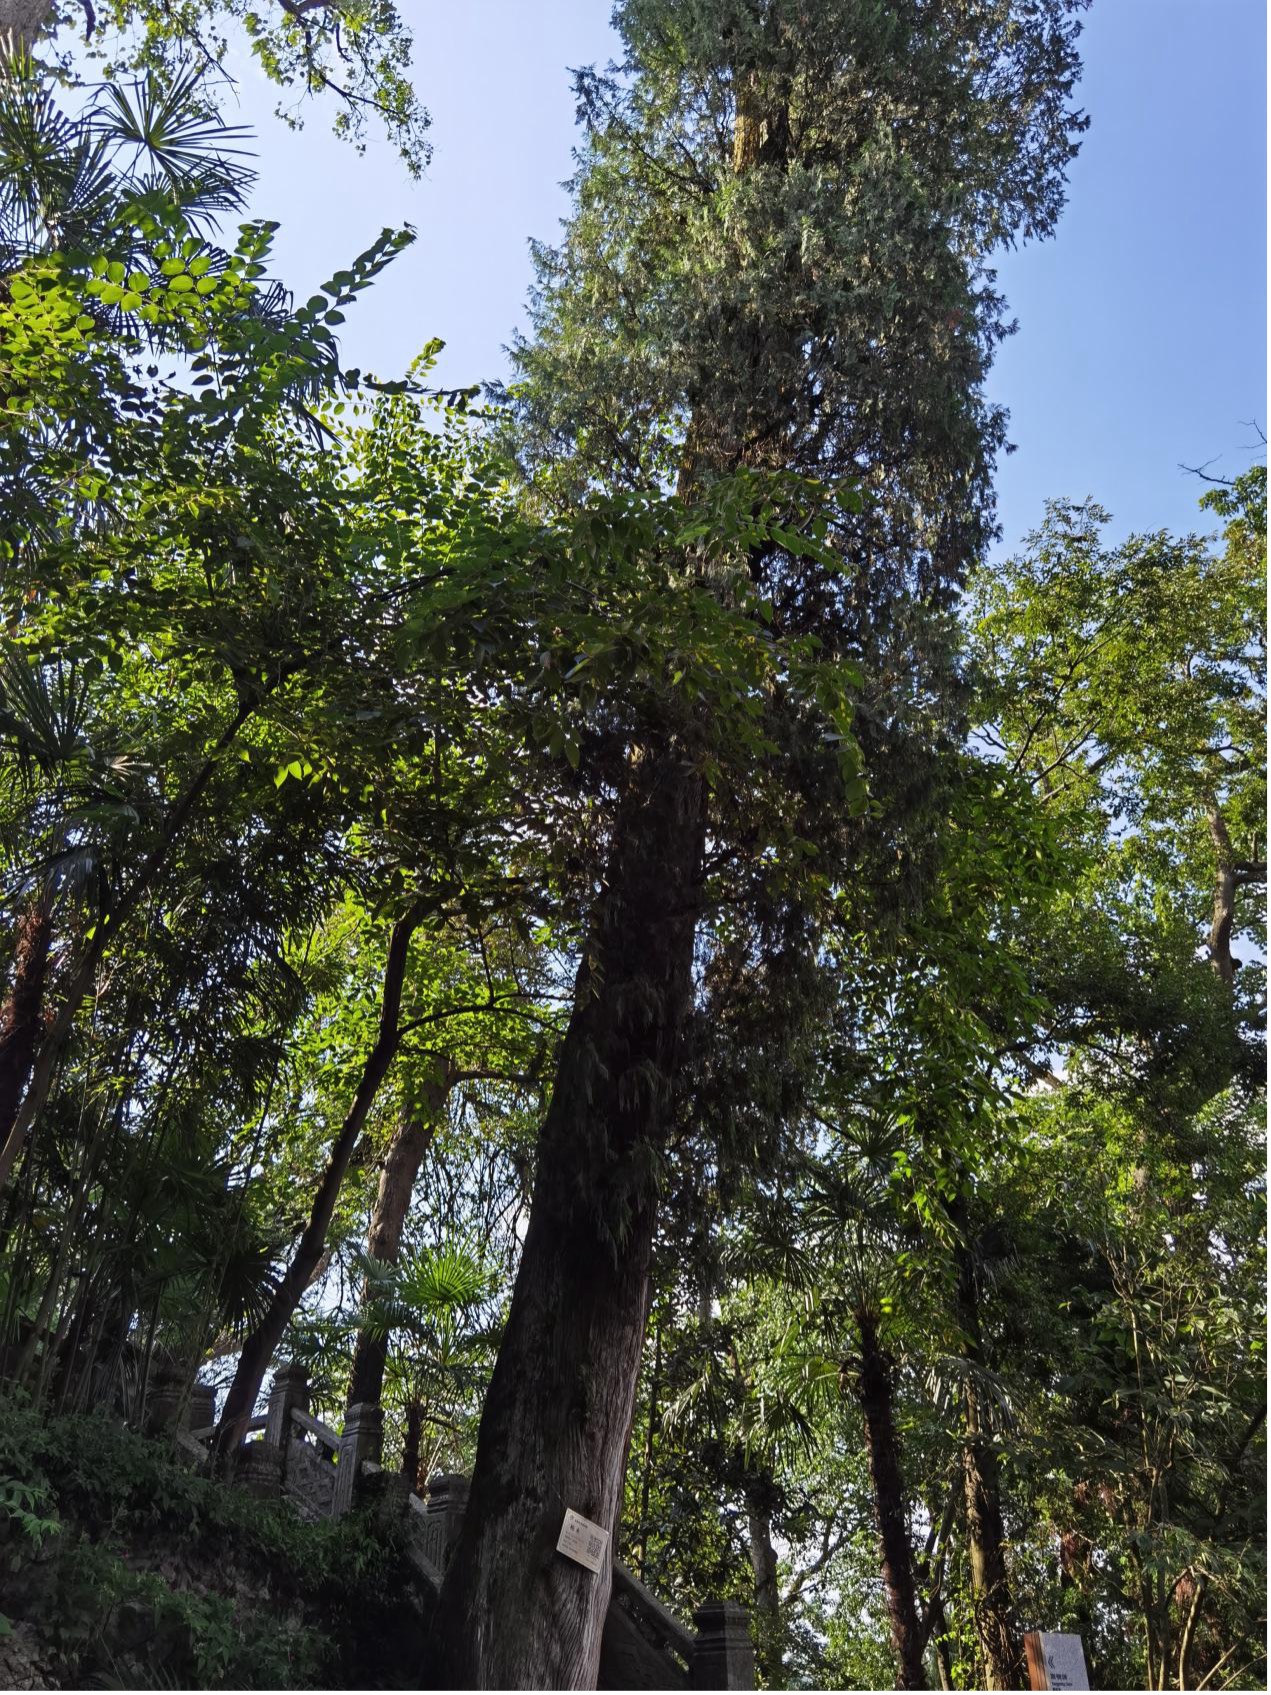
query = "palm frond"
(92, 67, 256, 218)
(0, 57, 115, 262)
(0, 644, 90, 776)
(924, 1354, 1022, 1435)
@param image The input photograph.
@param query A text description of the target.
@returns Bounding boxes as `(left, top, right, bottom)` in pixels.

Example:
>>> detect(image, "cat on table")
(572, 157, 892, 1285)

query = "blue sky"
(227, 0, 1266, 557)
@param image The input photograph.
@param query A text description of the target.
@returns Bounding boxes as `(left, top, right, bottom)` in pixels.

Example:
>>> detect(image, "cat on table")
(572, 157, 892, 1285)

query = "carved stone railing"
(157, 1362, 753, 1689)
(602, 1558, 694, 1688)
(400, 1470, 467, 1589)
(284, 1414, 339, 1520)
(167, 1362, 382, 1523)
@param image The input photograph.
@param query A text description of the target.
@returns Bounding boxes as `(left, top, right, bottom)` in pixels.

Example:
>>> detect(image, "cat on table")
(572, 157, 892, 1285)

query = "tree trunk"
(347, 1087, 445, 1411)
(634, 1317, 662, 1578)
(0, 0, 53, 57)
(1207, 805, 1237, 985)
(853, 1305, 926, 1691)
(1058, 1482, 1094, 1656)
(0, 700, 256, 1197)
(745, 1483, 784, 1686)
(0, 896, 52, 1157)
(962, 1423, 1023, 1691)
(955, 1243, 1024, 1692)
(213, 911, 419, 1459)
(1176, 1406, 1265, 1690)
(436, 747, 703, 1689)
(927, 1597, 955, 1692)
(402, 1398, 425, 1493)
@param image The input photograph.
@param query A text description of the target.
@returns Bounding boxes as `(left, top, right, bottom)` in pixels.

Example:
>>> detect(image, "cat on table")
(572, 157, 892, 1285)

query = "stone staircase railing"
(164, 1362, 753, 1690)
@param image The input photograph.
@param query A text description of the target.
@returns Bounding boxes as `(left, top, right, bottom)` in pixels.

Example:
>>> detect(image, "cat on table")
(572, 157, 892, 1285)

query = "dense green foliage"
(0, 5, 1264, 1690)
(0, 1392, 430, 1685)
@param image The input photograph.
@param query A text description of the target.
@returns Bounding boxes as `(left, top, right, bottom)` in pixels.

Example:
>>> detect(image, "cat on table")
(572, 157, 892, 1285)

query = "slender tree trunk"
(0, 896, 52, 1157)
(213, 910, 419, 1459)
(1058, 1481, 1094, 1660)
(402, 1398, 425, 1492)
(14, 1093, 119, 1387)
(853, 1305, 926, 1691)
(1207, 805, 1237, 985)
(436, 747, 703, 1689)
(927, 1597, 955, 1692)
(745, 1480, 784, 1686)
(0, 700, 256, 1197)
(961, 1418, 1023, 1691)
(347, 1086, 444, 1411)
(634, 1318, 662, 1578)
(1176, 1406, 1265, 1690)
(955, 1243, 1024, 1692)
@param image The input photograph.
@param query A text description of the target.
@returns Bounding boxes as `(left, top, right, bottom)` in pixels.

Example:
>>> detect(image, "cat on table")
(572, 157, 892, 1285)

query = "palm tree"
(0, 55, 254, 271)
(351, 1242, 498, 1491)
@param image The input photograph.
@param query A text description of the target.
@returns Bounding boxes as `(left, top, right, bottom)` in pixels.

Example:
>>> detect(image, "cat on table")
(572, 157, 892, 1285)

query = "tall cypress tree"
(439, 4, 1089, 1684)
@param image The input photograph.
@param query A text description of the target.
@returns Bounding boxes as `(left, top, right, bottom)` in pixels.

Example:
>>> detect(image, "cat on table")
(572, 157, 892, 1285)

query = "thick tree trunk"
(955, 1244, 1024, 1692)
(436, 747, 703, 1689)
(347, 1088, 444, 1411)
(214, 911, 418, 1459)
(0, 0, 53, 57)
(853, 1305, 926, 1691)
(0, 897, 52, 1157)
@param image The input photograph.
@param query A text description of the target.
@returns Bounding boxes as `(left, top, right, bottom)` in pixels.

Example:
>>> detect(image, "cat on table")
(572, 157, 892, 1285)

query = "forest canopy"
(0, 2, 1264, 1691)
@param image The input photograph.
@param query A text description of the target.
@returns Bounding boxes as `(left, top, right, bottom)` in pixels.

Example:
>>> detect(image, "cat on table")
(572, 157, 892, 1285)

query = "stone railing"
(163, 1363, 754, 1690)
(170, 1362, 380, 1522)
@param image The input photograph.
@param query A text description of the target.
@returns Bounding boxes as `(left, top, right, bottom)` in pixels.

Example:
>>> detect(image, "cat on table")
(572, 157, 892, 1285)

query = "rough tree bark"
(853, 1304, 927, 1690)
(955, 1242, 1024, 1692)
(346, 1084, 445, 1412)
(433, 55, 783, 1686)
(0, 896, 52, 1157)
(0, 0, 52, 57)
(435, 747, 703, 1688)
(213, 910, 419, 1460)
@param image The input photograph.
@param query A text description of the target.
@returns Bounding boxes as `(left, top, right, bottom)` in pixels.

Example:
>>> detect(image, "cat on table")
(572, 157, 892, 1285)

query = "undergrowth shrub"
(0, 1393, 429, 1688)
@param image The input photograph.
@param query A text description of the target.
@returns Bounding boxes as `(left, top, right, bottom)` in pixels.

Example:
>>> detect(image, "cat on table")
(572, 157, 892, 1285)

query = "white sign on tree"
(1024, 1631, 1090, 1690)
(555, 1508, 609, 1575)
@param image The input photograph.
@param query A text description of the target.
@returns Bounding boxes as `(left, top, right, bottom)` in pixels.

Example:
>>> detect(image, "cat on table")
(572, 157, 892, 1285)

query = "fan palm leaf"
(91, 65, 256, 225)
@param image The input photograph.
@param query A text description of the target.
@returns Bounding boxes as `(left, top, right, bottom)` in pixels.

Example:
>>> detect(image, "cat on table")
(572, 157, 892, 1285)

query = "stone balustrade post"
(142, 1362, 188, 1435)
(424, 1472, 470, 1568)
(690, 1599, 755, 1690)
(333, 1401, 383, 1517)
(232, 1441, 283, 1500)
(265, 1361, 310, 1451)
(187, 1383, 216, 1435)
(361, 1464, 412, 1534)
